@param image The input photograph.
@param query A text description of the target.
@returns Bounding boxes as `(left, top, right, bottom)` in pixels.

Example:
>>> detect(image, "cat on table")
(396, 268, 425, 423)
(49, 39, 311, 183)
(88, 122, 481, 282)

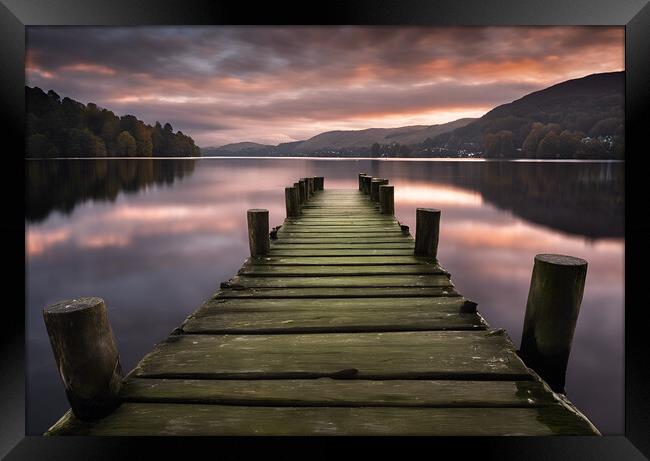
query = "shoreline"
(25, 156, 625, 163)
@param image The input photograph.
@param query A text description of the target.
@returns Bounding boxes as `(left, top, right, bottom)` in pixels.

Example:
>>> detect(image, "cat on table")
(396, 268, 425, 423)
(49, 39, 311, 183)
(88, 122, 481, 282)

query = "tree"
(537, 131, 560, 158)
(27, 133, 58, 158)
(66, 128, 107, 157)
(371, 142, 381, 157)
(25, 86, 201, 158)
(116, 131, 137, 156)
(483, 130, 514, 157)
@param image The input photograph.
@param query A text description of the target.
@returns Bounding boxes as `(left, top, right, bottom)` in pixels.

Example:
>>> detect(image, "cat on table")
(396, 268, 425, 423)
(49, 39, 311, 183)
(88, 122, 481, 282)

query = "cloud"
(26, 26, 624, 147)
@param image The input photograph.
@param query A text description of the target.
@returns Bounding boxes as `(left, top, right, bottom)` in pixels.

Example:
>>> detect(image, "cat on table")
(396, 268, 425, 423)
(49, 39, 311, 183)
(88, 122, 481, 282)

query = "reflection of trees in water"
(368, 161, 623, 239)
(476, 162, 623, 239)
(26, 159, 623, 239)
(26, 159, 196, 222)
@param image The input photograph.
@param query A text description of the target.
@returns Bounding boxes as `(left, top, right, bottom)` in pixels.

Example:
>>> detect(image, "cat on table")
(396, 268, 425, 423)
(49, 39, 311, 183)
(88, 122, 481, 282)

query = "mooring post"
(358, 173, 366, 191)
(247, 209, 270, 256)
(304, 178, 311, 200)
(42, 297, 123, 421)
(379, 185, 394, 215)
(293, 182, 303, 207)
(371, 178, 388, 202)
(285, 186, 300, 218)
(307, 177, 315, 197)
(414, 208, 441, 258)
(362, 175, 373, 195)
(314, 176, 324, 191)
(291, 186, 301, 214)
(299, 179, 308, 203)
(519, 254, 588, 393)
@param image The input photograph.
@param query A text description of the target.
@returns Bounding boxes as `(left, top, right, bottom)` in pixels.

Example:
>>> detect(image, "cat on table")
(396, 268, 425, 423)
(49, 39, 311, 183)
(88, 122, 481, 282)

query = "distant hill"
(26, 86, 201, 158)
(205, 142, 274, 155)
(289, 118, 476, 153)
(429, 71, 624, 159)
(201, 118, 475, 157)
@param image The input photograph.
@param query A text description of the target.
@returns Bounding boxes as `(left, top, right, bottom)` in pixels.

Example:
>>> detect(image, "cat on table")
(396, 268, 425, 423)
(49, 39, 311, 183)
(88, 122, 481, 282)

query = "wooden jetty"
(44, 175, 599, 436)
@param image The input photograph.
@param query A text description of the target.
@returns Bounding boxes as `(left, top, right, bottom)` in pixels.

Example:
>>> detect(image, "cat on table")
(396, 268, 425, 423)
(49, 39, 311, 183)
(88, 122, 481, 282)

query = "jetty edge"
(43, 174, 599, 435)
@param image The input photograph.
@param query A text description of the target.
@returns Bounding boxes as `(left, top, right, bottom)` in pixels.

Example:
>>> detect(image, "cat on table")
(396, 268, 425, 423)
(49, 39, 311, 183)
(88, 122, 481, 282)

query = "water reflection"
(26, 159, 197, 222)
(25, 158, 623, 435)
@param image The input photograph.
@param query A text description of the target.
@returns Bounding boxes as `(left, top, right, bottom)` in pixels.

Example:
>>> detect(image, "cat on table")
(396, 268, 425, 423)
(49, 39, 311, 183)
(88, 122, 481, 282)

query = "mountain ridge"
(203, 118, 476, 157)
(202, 71, 623, 159)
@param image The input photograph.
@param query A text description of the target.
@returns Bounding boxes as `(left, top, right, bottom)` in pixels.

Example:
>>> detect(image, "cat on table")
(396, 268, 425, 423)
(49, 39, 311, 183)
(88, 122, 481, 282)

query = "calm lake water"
(25, 157, 624, 435)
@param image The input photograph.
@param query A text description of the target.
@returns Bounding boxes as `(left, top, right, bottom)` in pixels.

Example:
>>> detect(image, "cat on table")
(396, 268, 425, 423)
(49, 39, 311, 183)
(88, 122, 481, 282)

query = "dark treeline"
(26, 86, 201, 158)
(357, 160, 623, 239)
(26, 159, 197, 222)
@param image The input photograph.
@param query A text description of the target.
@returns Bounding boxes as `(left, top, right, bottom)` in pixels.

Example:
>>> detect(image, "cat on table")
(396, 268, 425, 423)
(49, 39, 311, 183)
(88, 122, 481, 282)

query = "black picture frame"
(3, 0, 649, 459)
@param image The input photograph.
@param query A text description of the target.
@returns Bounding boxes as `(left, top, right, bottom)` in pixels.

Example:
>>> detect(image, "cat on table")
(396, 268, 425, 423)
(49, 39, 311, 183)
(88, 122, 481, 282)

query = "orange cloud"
(60, 63, 116, 75)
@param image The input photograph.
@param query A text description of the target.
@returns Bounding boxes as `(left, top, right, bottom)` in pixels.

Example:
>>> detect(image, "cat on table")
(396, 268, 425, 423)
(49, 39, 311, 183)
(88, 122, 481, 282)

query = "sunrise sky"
(26, 26, 624, 148)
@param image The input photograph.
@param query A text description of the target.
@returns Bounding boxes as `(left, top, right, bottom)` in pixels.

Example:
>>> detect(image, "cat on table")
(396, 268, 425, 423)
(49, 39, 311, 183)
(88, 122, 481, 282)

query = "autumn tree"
(116, 131, 137, 156)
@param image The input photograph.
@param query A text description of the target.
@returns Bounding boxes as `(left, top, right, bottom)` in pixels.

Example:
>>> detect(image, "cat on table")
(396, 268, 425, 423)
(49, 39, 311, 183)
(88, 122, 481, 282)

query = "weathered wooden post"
(379, 185, 394, 215)
(314, 176, 324, 190)
(519, 254, 588, 393)
(362, 175, 373, 195)
(414, 208, 441, 258)
(358, 173, 367, 191)
(291, 186, 301, 214)
(294, 182, 303, 207)
(307, 177, 315, 197)
(371, 178, 388, 202)
(247, 209, 270, 256)
(285, 186, 300, 218)
(299, 179, 308, 203)
(42, 297, 123, 421)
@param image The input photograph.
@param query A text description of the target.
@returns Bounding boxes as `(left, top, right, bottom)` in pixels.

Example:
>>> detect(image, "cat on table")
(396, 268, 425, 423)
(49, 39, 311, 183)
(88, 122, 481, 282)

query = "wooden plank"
(225, 274, 453, 288)
(285, 221, 399, 227)
(301, 204, 377, 208)
(275, 237, 414, 244)
(268, 249, 416, 256)
(270, 242, 415, 249)
(278, 226, 402, 233)
(299, 211, 381, 215)
(46, 404, 599, 436)
(182, 297, 483, 333)
(131, 331, 531, 380)
(196, 296, 474, 312)
(119, 378, 557, 407)
(48, 403, 598, 435)
(246, 256, 438, 265)
(277, 232, 405, 239)
(238, 265, 447, 277)
(182, 312, 483, 334)
(216, 286, 459, 298)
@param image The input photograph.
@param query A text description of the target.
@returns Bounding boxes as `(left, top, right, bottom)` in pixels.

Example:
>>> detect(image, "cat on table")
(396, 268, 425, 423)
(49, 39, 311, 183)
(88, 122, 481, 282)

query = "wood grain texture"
(119, 378, 557, 407)
(47, 403, 599, 436)
(132, 331, 531, 380)
(225, 274, 453, 288)
(247, 256, 436, 265)
(215, 286, 460, 298)
(270, 242, 415, 249)
(238, 265, 447, 277)
(267, 249, 416, 256)
(182, 297, 484, 333)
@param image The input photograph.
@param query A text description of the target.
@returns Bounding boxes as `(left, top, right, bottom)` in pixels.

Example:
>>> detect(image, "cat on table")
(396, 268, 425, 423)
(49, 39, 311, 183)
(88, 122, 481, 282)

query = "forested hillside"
(26, 86, 201, 158)
(427, 72, 624, 159)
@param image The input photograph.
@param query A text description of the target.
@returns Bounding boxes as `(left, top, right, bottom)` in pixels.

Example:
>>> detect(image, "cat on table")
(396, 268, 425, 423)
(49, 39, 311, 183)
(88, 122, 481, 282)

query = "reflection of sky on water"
(26, 158, 623, 435)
